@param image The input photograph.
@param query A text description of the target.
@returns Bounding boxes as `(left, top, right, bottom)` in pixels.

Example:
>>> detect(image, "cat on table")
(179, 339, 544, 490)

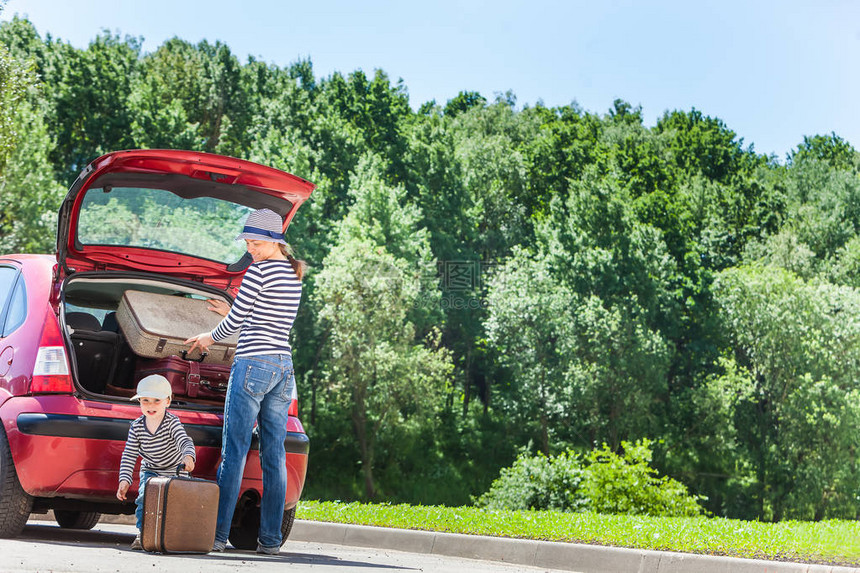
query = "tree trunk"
(540, 411, 549, 455)
(352, 396, 376, 499)
(539, 366, 549, 454)
(462, 347, 472, 416)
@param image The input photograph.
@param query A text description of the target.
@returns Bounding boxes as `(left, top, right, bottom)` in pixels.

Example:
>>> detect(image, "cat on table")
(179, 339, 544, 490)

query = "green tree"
(312, 155, 451, 499)
(654, 108, 750, 182)
(450, 99, 535, 259)
(404, 109, 495, 416)
(781, 157, 860, 260)
(536, 168, 680, 335)
(790, 133, 857, 172)
(443, 90, 486, 117)
(126, 39, 203, 150)
(0, 96, 65, 253)
(713, 265, 860, 520)
(0, 42, 30, 172)
(484, 249, 576, 453)
(0, 37, 62, 253)
(0, 15, 48, 80)
(519, 102, 603, 217)
(320, 69, 411, 181)
(562, 296, 671, 451)
(47, 31, 141, 180)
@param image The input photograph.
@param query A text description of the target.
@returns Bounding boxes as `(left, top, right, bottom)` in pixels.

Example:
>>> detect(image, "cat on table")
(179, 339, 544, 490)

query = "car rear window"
(76, 187, 253, 264)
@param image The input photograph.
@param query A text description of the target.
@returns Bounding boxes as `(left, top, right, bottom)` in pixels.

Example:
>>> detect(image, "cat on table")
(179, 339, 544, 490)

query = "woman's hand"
(183, 455, 195, 473)
(184, 332, 214, 355)
(206, 299, 230, 317)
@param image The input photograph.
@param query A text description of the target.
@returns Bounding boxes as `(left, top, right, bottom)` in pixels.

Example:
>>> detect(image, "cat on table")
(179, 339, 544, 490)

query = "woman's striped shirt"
(118, 411, 196, 483)
(210, 259, 301, 358)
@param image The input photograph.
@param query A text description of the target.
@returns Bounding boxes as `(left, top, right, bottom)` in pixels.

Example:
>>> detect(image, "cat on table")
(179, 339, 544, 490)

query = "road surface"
(2, 518, 566, 573)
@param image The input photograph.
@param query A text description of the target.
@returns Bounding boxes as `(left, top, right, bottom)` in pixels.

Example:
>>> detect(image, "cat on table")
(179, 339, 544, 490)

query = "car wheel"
(228, 506, 295, 550)
(0, 426, 33, 538)
(54, 510, 101, 530)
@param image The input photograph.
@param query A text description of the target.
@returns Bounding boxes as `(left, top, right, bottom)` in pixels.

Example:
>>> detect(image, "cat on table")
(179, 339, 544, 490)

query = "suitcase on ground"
(116, 290, 239, 365)
(141, 472, 220, 553)
(135, 355, 230, 400)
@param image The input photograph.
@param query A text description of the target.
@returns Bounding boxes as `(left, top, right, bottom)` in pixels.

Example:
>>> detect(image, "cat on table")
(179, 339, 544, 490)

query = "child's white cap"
(131, 374, 172, 401)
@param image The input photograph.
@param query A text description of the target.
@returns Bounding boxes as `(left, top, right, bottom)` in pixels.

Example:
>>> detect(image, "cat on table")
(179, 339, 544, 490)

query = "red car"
(0, 150, 314, 546)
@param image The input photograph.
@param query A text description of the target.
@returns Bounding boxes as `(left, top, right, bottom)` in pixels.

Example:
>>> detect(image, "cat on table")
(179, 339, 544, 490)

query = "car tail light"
(31, 315, 74, 394)
(288, 384, 298, 417)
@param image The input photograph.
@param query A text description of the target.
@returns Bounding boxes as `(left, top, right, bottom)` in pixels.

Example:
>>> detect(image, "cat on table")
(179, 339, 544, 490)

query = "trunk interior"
(62, 273, 231, 409)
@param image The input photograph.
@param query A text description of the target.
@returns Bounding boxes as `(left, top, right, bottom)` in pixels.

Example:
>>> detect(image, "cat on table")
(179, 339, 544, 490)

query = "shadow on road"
(20, 523, 415, 570)
(21, 523, 130, 547)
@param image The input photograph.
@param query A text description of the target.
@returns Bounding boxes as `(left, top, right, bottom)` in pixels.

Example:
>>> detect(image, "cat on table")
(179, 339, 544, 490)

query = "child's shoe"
(131, 535, 142, 550)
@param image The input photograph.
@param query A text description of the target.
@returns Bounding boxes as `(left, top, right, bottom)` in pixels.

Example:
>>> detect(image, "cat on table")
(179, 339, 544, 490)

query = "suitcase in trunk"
(135, 356, 230, 400)
(116, 290, 239, 365)
(141, 473, 220, 553)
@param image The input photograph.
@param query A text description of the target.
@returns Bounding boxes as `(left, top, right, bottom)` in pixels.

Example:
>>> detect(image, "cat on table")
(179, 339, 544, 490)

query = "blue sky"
(2, 0, 858, 161)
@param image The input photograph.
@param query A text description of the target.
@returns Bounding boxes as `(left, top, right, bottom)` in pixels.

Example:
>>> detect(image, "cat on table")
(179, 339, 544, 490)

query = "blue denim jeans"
(134, 469, 158, 532)
(215, 354, 294, 548)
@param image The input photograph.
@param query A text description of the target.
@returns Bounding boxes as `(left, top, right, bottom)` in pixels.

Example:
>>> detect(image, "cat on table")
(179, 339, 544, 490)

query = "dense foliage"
(2, 14, 860, 521)
(475, 439, 704, 517)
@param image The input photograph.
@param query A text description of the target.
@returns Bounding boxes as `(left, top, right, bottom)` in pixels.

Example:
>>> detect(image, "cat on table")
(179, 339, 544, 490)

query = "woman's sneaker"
(131, 535, 142, 551)
(211, 540, 227, 552)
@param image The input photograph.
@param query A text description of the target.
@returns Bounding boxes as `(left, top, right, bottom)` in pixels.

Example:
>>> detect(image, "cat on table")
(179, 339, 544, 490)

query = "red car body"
(0, 150, 314, 546)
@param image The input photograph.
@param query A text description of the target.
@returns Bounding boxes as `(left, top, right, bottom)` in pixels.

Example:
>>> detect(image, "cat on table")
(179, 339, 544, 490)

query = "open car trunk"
(62, 272, 234, 409)
(54, 150, 315, 407)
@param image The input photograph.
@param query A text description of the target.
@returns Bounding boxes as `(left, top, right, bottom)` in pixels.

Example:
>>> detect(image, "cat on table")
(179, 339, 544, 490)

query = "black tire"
(282, 506, 295, 540)
(54, 510, 101, 530)
(228, 506, 295, 550)
(0, 426, 33, 538)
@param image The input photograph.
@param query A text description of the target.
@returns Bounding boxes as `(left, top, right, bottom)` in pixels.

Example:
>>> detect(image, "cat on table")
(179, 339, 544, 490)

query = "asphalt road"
(3, 518, 564, 573)
(14, 514, 860, 573)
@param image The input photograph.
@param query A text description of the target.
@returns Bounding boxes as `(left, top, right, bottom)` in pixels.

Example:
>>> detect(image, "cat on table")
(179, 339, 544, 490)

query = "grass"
(297, 500, 860, 566)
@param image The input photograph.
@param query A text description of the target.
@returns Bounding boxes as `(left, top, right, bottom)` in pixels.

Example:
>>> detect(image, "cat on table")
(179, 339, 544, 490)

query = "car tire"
(0, 426, 33, 538)
(54, 510, 101, 530)
(228, 506, 295, 550)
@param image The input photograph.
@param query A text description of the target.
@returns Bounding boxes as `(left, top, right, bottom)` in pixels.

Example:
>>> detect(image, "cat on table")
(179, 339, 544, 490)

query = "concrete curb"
(32, 512, 860, 573)
(289, 521, 860, 573)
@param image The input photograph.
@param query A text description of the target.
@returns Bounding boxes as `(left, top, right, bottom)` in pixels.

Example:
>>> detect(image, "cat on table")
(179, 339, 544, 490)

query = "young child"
(116, 374, 196, 550)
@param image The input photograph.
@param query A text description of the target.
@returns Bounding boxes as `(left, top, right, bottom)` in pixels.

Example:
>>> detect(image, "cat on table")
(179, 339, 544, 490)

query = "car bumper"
(2, 395, 308, 503)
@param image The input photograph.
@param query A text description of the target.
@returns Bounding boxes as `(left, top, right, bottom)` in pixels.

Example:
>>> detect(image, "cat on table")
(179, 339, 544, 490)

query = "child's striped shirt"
(118, 411, 196, 483)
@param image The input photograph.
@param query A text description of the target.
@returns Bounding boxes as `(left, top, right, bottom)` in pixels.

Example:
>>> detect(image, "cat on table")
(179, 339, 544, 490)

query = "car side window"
(0, 267, 19, 330)
(3, 277, 26, 336)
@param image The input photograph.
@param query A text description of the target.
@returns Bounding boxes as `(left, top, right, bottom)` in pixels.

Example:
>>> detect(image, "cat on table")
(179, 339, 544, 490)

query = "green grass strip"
(297, 500, 860, 566)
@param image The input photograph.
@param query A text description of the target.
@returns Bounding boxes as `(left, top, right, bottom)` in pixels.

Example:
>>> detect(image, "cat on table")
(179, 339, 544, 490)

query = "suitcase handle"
(200, 379, 228, 393)
(180, 350, 209, 362)
(175, 463, 192, 477)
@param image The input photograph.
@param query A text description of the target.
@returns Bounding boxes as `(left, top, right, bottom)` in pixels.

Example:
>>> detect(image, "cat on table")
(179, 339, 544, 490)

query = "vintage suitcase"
(141, 472, 220, 553)
(116, 290, 239, 365)
(135, 356, 230, 400)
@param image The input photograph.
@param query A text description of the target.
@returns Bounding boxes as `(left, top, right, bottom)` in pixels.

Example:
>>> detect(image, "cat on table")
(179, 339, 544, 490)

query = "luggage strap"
(153, 483, 166, 552)
(186, 361, 200, 398)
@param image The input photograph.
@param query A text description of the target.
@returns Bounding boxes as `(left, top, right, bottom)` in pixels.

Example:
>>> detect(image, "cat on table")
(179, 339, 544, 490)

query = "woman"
(185, 208, 306, 554)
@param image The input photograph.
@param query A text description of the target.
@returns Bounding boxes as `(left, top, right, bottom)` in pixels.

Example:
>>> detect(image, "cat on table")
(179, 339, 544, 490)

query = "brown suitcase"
(141, 472, 220, 553)
(135, 356, 230, 400)
(116, 290, 239, 365)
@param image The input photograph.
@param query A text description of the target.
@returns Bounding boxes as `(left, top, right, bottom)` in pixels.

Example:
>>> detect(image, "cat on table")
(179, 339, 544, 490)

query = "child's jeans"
(134, 469, 158, 531)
